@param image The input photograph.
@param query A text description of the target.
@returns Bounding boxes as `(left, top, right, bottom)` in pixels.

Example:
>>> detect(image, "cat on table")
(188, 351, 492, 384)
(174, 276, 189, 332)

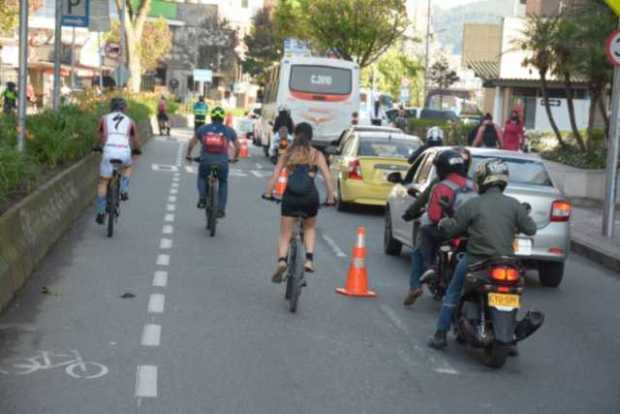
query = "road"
(0, 128, 619, 414)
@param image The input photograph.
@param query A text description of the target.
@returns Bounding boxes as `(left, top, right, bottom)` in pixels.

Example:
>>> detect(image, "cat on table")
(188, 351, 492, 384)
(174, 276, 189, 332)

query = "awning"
(466, 60, 499, 81)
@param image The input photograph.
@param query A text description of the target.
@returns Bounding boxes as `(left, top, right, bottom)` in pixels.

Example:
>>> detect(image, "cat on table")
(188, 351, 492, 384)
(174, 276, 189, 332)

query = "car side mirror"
(387, 172, 403, 184)
(268, 120, 274, 126)
(325, 146, 340, 156)
(407, 187, 420, 197)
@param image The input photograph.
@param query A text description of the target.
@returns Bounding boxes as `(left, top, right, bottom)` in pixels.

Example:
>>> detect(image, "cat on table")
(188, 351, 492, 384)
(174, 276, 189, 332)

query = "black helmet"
(475, 158, 509, 193)
(434, 150, 466, 180)
(294, 122, 313, 141)
(110, 97, 127, 112)
(453, 146, 472, 174)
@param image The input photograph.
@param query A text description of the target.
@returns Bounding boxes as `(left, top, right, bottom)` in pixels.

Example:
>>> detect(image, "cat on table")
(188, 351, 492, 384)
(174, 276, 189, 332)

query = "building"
(525, 0, 587, 16)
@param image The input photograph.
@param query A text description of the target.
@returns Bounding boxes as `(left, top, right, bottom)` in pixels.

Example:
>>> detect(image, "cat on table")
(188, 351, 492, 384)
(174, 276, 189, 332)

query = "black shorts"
(281, 187, 319, 218)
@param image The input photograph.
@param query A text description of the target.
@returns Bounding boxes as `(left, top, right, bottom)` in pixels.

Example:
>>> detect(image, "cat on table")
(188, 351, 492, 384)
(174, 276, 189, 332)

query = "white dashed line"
(321, 234, 347, 258)
(166, 204, 176, 212)
(164, 214, 175, 222)
(168, 196, 177, 203)
(172, 176, 180, 183)
(148, 294, 165, 314)
(171, 183, 179, 189)
(156, 254, 170, 266)
(153, 271, 168, 287)
(256, 163, 262, 169)
(160, 238, 173, 249)
(185, 165, 195, 174)
(170, 188, 178, 195)
(135, 365, 158, 398)
(162, 225, 174, 235)
(141, 324, 162, 347)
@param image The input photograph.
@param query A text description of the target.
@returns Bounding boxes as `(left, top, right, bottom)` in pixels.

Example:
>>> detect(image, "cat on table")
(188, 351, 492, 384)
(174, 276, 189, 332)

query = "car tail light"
(551, 200, 571, 222)
(490, 266, 520, 283)
(348, 159, 363, 180)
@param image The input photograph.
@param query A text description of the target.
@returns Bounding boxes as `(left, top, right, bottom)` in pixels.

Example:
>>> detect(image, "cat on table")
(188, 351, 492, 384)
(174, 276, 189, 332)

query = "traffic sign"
(605, 0, 620, 16)
(62, 0, 90, 27)
(606, 29, 620, 66)
(193, 69, 213, 83)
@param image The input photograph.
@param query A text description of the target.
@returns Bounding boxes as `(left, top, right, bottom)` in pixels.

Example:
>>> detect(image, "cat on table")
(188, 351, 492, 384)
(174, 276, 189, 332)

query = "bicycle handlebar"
(186, 156, 239, 164)
(261, 194, 335, 208)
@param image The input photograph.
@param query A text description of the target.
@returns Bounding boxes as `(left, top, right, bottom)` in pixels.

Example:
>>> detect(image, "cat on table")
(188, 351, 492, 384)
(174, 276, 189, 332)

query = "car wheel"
(336, 182, 349, 212)
(538, 261, 564, 287)
(384, 206, 402, 256)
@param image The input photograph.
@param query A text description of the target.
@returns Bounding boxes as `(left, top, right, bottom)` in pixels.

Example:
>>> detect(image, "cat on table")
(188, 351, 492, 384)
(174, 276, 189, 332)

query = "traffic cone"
(273, 168, 288, 200)
(336, 227, 376, 297)
(239, 139, 249, 158)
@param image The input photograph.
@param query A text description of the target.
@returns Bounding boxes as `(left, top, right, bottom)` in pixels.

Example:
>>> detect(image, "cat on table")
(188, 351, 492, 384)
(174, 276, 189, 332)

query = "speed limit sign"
(606, 29, 620, 66)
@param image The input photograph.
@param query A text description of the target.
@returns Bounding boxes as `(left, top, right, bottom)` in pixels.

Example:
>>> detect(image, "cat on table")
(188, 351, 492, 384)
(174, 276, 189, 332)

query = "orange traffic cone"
(239, 139, 249, 158)
(336, 227, 376, 297)
(273, 168, 288, 200)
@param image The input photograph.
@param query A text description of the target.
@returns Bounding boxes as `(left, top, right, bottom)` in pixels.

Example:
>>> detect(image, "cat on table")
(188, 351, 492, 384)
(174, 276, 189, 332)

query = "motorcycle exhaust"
(515, 310, 545, 342)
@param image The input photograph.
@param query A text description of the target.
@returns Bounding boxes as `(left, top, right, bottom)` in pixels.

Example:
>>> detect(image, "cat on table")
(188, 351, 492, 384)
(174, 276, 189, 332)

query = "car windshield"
(358, 137, 420, 158)
(470, 156, 553, 187)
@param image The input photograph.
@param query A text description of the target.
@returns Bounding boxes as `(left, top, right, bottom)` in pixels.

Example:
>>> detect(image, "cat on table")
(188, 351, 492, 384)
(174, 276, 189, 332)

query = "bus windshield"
(289, 65, 352, 95)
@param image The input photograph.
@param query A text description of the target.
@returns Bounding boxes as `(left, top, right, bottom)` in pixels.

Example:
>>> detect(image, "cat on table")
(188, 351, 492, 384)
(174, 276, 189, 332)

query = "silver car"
(384, 147, 571, 287)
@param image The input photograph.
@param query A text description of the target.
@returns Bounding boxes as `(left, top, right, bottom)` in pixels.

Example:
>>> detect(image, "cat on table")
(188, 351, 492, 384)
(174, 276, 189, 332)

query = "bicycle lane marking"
(135, 366, 158, 398)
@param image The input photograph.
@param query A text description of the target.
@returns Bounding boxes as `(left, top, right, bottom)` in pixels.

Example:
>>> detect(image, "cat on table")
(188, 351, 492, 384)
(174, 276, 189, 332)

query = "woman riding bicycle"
(264, 122, 335, 281)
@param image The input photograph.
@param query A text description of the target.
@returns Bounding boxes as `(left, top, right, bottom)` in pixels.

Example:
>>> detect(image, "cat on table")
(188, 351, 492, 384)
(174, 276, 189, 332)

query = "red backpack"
(201, 131, 228, 154)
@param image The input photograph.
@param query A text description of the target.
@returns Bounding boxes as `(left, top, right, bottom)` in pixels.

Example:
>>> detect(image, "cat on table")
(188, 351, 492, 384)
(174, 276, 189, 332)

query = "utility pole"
(52, 0, 62, 110)
(423, 0, 431, 109)
(70, 26, 76, 88)
(17, 0, 29, 152)
(116, 0, 127, 88)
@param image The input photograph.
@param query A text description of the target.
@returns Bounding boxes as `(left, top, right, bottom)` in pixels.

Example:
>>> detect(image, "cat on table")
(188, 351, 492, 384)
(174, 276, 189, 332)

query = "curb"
(571, 235, 620, 274)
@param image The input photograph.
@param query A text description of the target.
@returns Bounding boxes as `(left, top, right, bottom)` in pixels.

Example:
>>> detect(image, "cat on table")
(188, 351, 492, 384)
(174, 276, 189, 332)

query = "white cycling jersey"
(102, 111, 134, 158)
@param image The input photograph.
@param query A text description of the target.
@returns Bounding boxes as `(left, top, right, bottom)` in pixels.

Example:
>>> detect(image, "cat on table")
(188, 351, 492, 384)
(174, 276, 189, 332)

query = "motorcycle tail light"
(490, 266, 520, 283)
(348, 159, 363, 180)
(550, 200, 571, 222)
(451, 238, 462, 249)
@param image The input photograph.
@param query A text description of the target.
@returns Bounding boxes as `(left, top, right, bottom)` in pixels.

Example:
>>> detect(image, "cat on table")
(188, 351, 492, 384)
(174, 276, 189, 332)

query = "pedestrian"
(273, 106, 294, 134)
(502, 110, 524, 151)
(467, 118, 483, 146)
(2, 82, 17, 115)
(370, 99, 386, 126)
(473, 113, 503, 148)
(351, 111, 359, 126)
(394, 105, 408, 132)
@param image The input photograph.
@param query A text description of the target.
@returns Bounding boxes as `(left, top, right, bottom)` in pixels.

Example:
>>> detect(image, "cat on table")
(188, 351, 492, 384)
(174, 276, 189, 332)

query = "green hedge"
(529, 128, 608, 169)
(0, 93, 152, 208)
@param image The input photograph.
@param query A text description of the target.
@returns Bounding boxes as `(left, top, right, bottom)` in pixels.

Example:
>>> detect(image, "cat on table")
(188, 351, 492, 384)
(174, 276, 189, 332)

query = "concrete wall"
(0, 121, 152, 312)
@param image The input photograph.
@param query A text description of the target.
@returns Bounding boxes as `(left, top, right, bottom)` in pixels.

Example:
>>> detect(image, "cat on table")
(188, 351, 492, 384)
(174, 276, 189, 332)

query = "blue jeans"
(409, 248, 424, 289)
(198, 160, 229, 211)
(436, 253, 470, 331)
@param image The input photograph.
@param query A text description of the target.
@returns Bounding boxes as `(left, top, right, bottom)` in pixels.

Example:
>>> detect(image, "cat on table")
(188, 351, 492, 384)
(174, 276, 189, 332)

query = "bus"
(259, 56, 360, 153)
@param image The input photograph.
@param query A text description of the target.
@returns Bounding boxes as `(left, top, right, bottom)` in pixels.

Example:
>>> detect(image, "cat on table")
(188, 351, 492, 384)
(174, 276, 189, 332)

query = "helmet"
(453, 146, 472, 174)
(427, 126, 444, 142)
(198, 96, 205, 102)
(211, 106, 225, 121)
(475, 158, 509, 193)
(434, 150, 466, 180)
(110, 97, 127, 112)
(277, 104, 290, 113)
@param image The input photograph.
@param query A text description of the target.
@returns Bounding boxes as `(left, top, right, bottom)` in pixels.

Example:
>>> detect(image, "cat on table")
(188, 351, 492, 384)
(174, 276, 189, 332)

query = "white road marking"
(151, 164, 179, 172)
(169, 188, 178, 195)
(379, 304, 409, 334)
(171, 183, 179, 189)
(141, 324, 162, 347)
(434, 367, 460, 375)
(159, 238, 173, 249)
(135, 365, 158, 398)
(172, 176, 180, 183)
(321, 234, 347, 258)
(185, 165, 196, 174)
(148, 294, 165, 314)
(164, 214, 175, 223)
(256, 163, 262, 169)
(162, 225, 174, 235)
(156, 254, 170, 266)
(175, 143, 184, 167)
(250, 171, 262, 178)
(153, 271, 168, 287)
(168, 196, 177, 203)
(166, 204, 176, 212)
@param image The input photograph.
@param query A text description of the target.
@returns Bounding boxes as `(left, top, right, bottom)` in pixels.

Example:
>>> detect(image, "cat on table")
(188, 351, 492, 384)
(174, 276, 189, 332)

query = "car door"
(330, 132, 355, 190)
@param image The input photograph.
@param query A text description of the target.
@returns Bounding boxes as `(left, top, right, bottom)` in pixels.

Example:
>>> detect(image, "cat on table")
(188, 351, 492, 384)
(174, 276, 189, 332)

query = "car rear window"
(358, 137, 420, 159)
(470, 156, 553, 187)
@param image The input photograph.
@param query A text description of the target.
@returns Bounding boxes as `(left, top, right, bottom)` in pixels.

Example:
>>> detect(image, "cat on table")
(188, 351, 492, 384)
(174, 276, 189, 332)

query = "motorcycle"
(453, 256, 544, 368)
(422, 237, 466, 300)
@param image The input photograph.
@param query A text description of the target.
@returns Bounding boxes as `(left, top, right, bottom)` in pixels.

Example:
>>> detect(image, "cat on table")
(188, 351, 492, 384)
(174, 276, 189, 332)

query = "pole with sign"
(52, 0, 63, 110)
(17, 0, 28, 152)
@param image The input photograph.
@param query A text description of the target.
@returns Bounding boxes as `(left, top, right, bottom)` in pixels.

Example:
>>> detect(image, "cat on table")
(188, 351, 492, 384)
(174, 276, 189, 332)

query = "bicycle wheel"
(288, 237, 304, 313)
(106, 178, 115, 238)
(285, 240, 296, 302)
(206, 176, 217, 237)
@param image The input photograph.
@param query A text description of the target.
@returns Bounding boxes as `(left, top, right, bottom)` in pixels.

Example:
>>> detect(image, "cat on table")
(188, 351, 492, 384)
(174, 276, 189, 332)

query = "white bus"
(259, 56, 360, 153)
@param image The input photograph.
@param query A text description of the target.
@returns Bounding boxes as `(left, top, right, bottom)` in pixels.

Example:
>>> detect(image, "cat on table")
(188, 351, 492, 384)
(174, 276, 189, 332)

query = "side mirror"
(387, 172, 403, 184)
(407, 187, 420, 197)
(268, 120, 274, 126)
(325, 146, 340, 156)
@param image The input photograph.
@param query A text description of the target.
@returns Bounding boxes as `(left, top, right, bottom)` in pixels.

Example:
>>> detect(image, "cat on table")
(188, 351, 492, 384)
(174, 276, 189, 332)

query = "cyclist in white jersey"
(95, 97, 141, 224)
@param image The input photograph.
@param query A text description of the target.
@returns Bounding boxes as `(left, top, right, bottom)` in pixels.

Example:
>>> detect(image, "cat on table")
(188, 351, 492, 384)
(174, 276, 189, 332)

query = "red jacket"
(503, 120, 523, 151)
(427, 173, 468, 223)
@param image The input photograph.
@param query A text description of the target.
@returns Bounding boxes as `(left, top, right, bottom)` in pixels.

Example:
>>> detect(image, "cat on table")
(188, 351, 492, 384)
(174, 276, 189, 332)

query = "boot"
(403, 288, 423, 306)
(428, 330, 448, 350)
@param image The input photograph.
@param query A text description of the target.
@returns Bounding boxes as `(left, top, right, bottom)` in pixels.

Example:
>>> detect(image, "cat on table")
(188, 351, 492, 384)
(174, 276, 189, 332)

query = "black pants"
(419, 224, 443, 269)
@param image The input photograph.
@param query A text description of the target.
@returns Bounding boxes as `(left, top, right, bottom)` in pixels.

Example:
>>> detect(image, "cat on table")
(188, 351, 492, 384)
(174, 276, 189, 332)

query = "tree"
(428, 58, 459, 108)
(107, 17, 172, 75)
(277, 0, 409, 68)
(113, 0, 152, 92)
(1, 0, 42, 38)
(243, 6, 280, 82)
(361, 44, 421, 100)
(517, 14, 565, 147)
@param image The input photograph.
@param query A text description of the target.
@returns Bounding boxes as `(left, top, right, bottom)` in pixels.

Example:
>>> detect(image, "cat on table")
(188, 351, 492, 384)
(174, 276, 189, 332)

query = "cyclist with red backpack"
(185, 106, 240, 218)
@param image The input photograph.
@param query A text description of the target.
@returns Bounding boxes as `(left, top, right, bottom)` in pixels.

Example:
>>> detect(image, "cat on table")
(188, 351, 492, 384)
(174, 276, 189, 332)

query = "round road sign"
(606, 29, 620, 66)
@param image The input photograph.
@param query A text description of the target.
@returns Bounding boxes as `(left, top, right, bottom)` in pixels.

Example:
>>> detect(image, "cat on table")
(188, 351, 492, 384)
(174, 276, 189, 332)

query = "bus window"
(289, 65, 352, 96)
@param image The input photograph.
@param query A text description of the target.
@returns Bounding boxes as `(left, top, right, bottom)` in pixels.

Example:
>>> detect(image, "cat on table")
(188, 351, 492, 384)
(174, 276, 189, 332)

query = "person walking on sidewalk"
(2, 82, 17, 115)
(502, 111, 524, 151)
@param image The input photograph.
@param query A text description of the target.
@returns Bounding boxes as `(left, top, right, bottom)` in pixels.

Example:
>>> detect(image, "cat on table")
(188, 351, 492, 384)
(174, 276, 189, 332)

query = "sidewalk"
(570, 206, 620, 273)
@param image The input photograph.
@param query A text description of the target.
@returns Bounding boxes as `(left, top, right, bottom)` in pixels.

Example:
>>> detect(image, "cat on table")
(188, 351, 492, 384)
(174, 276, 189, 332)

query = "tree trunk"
(586, 90, 598, 152)
(126, 31, 142, 93)
(598, 93, 610, 140)
(563, 72, 586, 151)
(540, 71, 565, 147)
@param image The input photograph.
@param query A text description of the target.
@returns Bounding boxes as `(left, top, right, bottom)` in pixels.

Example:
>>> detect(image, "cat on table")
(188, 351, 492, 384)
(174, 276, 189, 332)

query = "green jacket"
(439, 187, 537, 262)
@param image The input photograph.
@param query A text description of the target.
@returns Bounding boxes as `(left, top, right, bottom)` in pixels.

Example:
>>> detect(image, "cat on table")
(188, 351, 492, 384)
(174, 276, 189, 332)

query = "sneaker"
(272, 260, 287, 283)
(428, 330, 448, 350)
(420, 267, 437, 284)
(216, 209, 226, 219)
(120, 192, 129, 201)
(95, 213, 105, 225)
(403, 288, 423, 306)
(304, 260, 315, 273)
(197, 199, 206, 209)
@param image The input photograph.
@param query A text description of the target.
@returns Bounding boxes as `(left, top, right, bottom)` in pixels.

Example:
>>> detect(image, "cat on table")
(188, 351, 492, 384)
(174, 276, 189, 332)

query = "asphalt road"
(0, 128, 618, 414)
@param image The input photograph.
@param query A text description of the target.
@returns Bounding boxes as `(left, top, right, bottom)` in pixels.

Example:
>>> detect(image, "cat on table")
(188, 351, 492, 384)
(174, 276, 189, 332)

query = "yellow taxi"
(325, 126, 422, 210)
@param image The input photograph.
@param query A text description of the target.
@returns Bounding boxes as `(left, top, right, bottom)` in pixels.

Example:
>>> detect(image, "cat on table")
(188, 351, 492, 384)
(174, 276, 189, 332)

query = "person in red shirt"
(502, 110, 524, 151)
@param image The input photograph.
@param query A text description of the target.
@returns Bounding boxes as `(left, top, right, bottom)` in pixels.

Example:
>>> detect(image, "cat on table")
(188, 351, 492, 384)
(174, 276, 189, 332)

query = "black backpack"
(482, 125, 499, 148)
(286, 165, 314, 196)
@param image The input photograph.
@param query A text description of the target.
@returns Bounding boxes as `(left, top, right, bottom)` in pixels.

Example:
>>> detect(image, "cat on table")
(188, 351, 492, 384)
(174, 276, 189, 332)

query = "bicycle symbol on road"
(2, 350, 108, 379)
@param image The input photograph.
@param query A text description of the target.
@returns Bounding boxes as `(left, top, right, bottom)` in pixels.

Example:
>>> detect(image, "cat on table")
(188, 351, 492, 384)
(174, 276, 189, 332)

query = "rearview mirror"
(407, 187, 420, 197)
(387, 172, 403, 184)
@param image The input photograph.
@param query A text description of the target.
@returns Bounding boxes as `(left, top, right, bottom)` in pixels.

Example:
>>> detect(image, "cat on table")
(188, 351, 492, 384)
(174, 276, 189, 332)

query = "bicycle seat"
(110, 159, 123, 165)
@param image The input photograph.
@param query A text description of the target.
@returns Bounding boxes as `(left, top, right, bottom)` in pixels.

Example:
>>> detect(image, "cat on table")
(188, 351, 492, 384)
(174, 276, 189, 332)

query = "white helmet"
(277, 104, 290, 113)
(426, 126, 444, 142)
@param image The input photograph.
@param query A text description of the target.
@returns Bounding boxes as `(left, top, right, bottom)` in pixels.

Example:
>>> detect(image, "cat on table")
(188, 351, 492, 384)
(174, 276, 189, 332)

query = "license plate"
(488, 293, 520, 309)
(513, 237, 532, 256)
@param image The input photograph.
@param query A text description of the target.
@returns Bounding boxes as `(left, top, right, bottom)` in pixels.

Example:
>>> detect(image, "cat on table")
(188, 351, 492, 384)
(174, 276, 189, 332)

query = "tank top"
(103, 112, 133, 155)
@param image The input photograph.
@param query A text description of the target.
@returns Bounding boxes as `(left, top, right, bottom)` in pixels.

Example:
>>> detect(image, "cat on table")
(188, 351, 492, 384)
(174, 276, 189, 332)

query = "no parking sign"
(606, 29, 620, 66)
